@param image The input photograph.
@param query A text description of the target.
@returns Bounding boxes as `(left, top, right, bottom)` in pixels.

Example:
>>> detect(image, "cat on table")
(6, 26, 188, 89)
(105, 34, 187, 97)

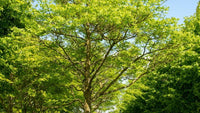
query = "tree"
(120, 1, 200, 113)
(25, 0, 182, 112)
(0, 0, 77, 112)
(0, 0, 29, 112)
(120, 49, 200, 113)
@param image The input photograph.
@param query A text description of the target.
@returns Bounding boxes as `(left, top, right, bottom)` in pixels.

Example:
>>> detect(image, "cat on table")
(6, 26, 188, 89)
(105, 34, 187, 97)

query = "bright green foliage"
(0, 33, 79, 112)
(27, 0, 181, 112)
(0, 0, 77, 112)
(0, 0, 190, 112)
(0, 34, 70, 112)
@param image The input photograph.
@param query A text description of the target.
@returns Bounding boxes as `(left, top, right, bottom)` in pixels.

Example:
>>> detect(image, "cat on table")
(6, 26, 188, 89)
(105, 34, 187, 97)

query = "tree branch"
(103, 71, 148, 96)
(93, 42, 172, 100)
(95, 67, 129, 99)
(58, 43, 85, 75)
(90, 42, 116, 85)
(39, 39, 84, 75)
(92, 98, 108, 112)
(42, 99, 83, 110)
(53, 30, 85, 41)
(90, 29, 131, 86)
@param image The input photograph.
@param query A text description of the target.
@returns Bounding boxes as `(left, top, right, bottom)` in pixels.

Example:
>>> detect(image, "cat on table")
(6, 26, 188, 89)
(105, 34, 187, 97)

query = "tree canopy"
(0, 0, 199, 113)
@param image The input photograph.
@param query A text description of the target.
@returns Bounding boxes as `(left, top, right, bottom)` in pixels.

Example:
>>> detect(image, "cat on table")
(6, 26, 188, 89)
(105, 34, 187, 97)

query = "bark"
(83, 23, 92, 113)
(83, 86, 92, 113)
(8, 96, 13, 113)
(8, 73, 14, 113)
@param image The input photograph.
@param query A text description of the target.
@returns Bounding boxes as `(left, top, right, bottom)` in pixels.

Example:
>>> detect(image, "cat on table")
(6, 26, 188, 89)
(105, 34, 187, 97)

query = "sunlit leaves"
(0, 0, 189, 112)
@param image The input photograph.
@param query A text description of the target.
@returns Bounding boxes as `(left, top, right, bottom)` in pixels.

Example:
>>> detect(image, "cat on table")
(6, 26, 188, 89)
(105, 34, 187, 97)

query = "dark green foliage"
(122, 47, 200, 113)
(0, 2, 25, 37)
(194, 20, 200, 35)
(122, 2, 200, 113)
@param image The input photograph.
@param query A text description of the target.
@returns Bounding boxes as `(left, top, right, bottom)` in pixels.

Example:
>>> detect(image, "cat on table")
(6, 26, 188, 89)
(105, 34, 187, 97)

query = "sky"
(164, 0, 199, 24)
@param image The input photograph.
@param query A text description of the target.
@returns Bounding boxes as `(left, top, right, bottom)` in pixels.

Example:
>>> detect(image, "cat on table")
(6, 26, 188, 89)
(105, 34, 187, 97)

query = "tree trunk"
(83, 87, 92, 113)
(84, 23, 92, 113)
(8, 96, 13, 113)
(8, 73, 14, 113)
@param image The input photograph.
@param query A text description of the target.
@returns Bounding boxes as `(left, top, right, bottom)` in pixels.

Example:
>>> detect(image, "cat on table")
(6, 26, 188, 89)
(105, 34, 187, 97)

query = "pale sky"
(165, 0, 199, 24)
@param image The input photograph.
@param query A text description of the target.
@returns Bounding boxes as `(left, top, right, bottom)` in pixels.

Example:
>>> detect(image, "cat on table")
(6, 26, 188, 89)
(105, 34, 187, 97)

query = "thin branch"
(90, 59, 100, 75)
(95, 67, 129, 99)
(90, 42, 116, 85)
(92, 99, 108, 112)
(53, 30, 85, 40)
(91, 78, 109, 95)
(90, 29, 130, 85)
(92, 81, 109, 100)
(70, 85, 83, 91)
(93, 43, 172, 100)
(42, 99, 83, 110)
(64, 34, 85, 40)
(133, 45, 170, 63)
(142, 38, 151, 55)
(103, 71, 148, 96)
(39, 39, 84, 75)
(96, 44, 175, 97)
(58, 43, 85, 75)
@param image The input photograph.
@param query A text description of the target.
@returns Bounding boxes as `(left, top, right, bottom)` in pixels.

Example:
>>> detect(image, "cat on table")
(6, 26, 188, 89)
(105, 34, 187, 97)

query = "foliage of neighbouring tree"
(1, 35, 81, 112)
(23, 0, 184, 112)
(120, 46, 200, 113)
(0, 0, 79, 112)
(195, 1, 200, 35)
(119, 1, 200, 113)
(0, 0, 29, 37)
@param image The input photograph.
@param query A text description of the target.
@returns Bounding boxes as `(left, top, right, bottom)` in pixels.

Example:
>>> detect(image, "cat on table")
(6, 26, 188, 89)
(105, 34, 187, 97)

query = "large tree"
(26, 0, 182, 112)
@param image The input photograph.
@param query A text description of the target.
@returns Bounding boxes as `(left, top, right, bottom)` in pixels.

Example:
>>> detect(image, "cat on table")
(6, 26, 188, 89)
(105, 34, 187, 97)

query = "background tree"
(27, 0, 181, 112)
(120, 48, 200, 113)
(0, 0, 29, 112)
(120, 1, 200, 113)
(0, 0, 78, 112)
(195, 1, 200, 35)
